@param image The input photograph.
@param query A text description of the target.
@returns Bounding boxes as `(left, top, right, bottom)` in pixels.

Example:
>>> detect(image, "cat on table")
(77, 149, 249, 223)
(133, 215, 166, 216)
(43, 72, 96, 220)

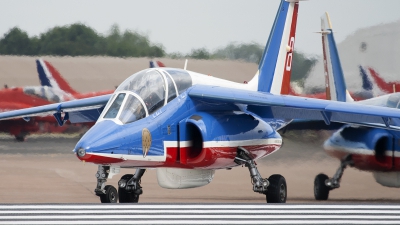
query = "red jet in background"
(0, 59, 116, 141)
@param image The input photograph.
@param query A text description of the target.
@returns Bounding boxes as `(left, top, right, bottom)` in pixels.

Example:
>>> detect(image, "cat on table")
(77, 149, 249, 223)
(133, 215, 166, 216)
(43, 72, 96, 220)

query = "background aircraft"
(1, 0, 400, 205)
(0, 86, 70, 141)
(0, 59, 117, 141)
(311, 12, 400, 201)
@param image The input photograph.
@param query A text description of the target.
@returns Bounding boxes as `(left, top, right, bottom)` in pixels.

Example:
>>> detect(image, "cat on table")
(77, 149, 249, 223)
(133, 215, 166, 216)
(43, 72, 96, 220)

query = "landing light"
(118, 179, 127, 188)
(77, 148, 86, 157)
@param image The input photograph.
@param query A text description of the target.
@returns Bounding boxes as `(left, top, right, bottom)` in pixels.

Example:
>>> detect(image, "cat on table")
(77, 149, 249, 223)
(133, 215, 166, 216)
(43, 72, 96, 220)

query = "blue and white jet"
(310, 12, 400, 201)
(1, 0, 400, 204)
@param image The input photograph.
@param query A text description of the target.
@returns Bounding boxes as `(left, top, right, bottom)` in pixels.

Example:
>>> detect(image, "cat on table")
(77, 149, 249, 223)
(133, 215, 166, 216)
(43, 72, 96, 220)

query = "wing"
(0, 94, 112, 124)
(188, 85, 400, 130)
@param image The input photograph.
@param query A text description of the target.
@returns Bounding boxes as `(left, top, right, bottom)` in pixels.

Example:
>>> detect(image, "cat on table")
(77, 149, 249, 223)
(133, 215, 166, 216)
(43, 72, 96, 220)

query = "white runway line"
(0, 204, 399, 224)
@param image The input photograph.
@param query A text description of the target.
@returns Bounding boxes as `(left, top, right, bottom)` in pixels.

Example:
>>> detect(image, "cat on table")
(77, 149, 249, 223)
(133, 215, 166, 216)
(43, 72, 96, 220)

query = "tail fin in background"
(359, 65, 373, 91)
(254, 0, 300, 94)
(149, 60, 166, 68)
(367, 67, 400, 93)
(320, 12, 353, 102)
(36, 59, 79, 95)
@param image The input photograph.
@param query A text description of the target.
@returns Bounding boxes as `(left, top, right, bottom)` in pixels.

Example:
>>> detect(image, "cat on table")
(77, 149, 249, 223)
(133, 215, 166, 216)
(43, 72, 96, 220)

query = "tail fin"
(36, 59, 79, 95)
(359, 65, 373, 91)
(367, 67, 396, 93)
(256, 0, 300, 94)
(320, 12, 353, 102)
(149, 60, 166, 68)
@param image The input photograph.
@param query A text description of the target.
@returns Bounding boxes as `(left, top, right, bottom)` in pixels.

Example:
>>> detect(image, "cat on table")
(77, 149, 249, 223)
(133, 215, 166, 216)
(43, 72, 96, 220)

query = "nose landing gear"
(118, 169, 146, 203)
(94, 166, 146, 203)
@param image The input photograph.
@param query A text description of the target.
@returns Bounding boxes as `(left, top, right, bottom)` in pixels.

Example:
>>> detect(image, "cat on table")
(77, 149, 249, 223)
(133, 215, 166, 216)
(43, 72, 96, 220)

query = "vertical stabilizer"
(321, 12, 353, 102)
(256, 0, 300, 94)
(36, 59, 79, 95)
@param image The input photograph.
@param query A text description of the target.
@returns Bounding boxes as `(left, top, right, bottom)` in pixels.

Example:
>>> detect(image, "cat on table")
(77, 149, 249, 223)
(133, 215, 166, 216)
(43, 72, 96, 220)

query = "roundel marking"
(142, 128, 152, 158)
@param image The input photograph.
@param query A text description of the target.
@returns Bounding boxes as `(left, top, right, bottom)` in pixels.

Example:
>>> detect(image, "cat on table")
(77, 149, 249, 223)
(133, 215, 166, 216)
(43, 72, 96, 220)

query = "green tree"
(38, 23, 100, 56)
(0, 27, 37, 55)
(188, 48, 211, 59)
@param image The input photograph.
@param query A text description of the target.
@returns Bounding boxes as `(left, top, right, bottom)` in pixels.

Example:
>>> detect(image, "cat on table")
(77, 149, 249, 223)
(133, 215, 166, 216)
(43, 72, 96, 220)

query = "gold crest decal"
(142, 128, 152, 158)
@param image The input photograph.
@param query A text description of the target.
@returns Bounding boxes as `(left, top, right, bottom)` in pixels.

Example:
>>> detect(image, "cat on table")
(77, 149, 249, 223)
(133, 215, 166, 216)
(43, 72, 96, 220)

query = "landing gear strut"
(94, 166, 146, 203)
(94, 165, 118, 203)
(234, 147, 287, 203)
(118, 169, 146, 203)
(314, 154, 353, 200)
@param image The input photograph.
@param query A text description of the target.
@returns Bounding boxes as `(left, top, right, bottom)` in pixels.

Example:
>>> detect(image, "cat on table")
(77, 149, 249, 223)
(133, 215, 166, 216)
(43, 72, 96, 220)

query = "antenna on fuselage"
(184, 59, 188, 70)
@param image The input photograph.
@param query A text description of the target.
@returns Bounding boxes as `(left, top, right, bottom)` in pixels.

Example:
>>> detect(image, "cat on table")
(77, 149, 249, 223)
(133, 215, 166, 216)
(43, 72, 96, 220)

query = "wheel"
(266, 174, 287, 203)
(118, 174, 140, 203)
(15, 134, 26, 142)
(100, 185, 118, 203)
(314, 173, 330, 200)
(119, 188, 140, 203)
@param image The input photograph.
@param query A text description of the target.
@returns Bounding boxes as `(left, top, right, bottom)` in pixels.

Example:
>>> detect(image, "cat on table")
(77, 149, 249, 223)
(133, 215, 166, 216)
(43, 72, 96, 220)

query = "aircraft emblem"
(142, 128, 152, 158)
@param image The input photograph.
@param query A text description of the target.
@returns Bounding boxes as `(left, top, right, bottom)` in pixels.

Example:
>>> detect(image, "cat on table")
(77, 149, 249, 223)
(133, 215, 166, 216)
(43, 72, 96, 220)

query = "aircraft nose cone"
(74, 120, 123, 161)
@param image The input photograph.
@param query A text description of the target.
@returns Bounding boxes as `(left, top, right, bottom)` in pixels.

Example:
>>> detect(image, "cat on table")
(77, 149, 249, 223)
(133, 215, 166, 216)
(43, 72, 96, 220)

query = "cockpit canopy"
(359, 92, 400, 109)
(101, 68, 192, 124)
(23, 86, 69, 102)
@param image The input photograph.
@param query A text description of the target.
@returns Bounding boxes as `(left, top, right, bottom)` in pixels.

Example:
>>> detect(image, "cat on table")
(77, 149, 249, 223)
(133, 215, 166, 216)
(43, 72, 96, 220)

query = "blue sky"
(1, 0, 399, 56)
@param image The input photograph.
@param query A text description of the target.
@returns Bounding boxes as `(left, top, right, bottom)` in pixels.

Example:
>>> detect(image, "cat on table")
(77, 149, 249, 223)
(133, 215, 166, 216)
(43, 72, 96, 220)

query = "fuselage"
(324, 93, 400, 186)
(74, 68, 284, 169)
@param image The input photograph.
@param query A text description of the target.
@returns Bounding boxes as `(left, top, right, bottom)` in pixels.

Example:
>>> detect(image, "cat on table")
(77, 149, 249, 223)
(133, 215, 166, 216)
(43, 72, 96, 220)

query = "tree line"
(0, 23, 316, 82)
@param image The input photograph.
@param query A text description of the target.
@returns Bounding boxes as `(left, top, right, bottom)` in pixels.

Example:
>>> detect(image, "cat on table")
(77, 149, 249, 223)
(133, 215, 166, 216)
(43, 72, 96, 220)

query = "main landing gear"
(94, 165, 146, 203)
(234, 147, 287, 203)
(314, 154, 353, 200)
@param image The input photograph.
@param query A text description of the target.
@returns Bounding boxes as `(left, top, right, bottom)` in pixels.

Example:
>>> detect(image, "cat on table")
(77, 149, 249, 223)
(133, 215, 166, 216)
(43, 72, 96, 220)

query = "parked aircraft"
(312, 12, 400, 200)
(0, 59, 115, 141)
(0, 86, 69, 141)
(1, 0, 400, 204)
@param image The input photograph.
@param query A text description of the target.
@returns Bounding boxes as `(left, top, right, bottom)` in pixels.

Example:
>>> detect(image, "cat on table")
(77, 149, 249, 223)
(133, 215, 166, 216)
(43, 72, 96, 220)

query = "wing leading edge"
(188, 85, 400, 130)
(0, 94, 112, 123)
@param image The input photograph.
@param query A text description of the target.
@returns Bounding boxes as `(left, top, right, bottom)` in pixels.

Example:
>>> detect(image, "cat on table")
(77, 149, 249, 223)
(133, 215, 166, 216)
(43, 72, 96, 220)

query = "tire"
(119, 187, 139, 203)
(314, 173, 330, 200)
(266, 174, 287, 203)
(100, 185, 118, 203)
(119, 174, 139, 203)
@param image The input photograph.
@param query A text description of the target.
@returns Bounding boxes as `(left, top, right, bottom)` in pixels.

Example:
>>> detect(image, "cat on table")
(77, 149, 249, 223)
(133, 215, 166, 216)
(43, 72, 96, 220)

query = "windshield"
(119, 95, 146, 124)
(104, 93, 126, 118)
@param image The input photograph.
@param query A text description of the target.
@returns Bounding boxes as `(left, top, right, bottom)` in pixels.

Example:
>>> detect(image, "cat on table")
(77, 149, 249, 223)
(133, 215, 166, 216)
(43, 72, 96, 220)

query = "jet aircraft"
(1, 0, 400, 204)
(311, 12, 400, 200)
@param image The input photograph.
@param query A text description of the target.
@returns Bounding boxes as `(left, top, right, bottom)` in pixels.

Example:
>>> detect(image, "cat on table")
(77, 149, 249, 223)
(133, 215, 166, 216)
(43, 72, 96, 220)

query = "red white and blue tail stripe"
(257, 0, 300, 94)
(36, 59, 79, 95)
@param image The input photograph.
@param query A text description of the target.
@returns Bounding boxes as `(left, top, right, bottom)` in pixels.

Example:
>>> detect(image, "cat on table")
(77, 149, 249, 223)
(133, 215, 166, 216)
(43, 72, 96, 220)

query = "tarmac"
(0, 133, 399, 204)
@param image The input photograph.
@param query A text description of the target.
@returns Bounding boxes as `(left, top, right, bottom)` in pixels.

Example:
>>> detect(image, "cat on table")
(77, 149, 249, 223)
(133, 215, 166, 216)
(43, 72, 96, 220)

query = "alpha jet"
(1, 0, 400, 204)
